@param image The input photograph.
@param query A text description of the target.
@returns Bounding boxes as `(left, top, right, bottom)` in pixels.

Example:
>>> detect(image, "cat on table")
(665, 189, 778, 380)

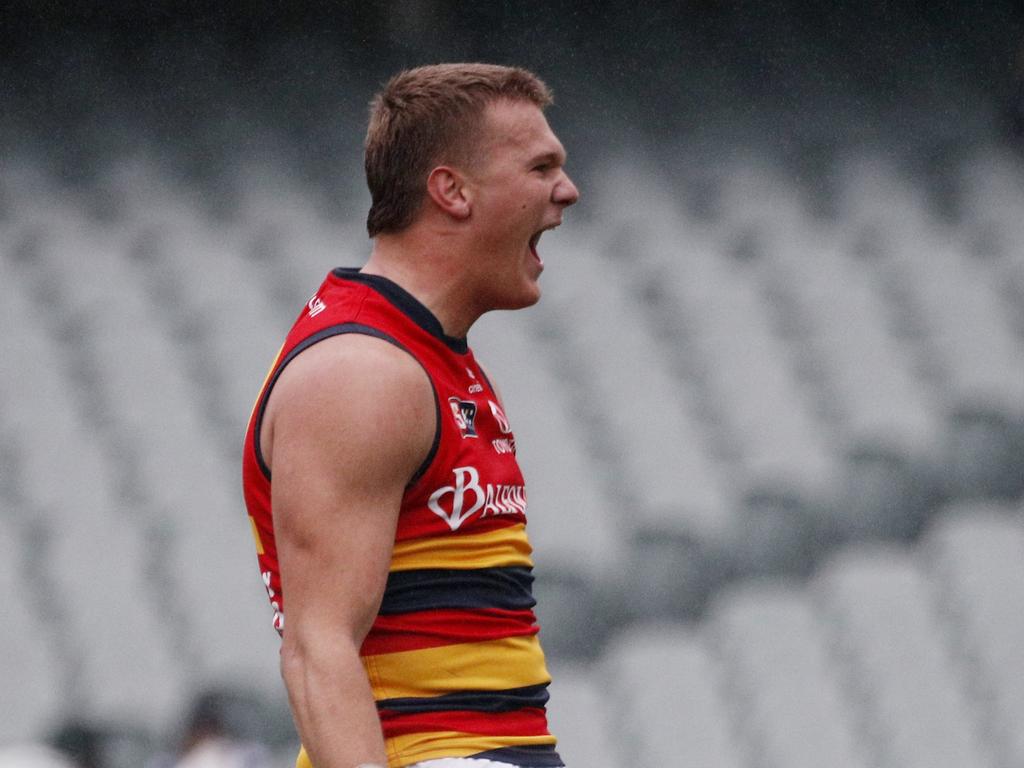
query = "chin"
(492, 281, 542, 312)
(517, 275, 544, 308)
(517, 287, 542, 309)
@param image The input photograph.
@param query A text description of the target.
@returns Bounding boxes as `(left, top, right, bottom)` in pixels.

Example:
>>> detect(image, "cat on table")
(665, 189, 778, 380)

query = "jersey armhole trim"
(252, 322, 442, 487)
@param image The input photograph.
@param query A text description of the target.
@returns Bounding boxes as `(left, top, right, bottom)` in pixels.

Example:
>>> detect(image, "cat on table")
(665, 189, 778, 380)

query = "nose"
(553, 170, 579, 207)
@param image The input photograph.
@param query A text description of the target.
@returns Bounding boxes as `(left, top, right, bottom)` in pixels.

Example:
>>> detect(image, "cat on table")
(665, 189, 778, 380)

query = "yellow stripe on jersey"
(390, 524, 534, 572)
(362, 635, 550, 700)
(252, 342, 286, 414)
(295, 733, 557, 768)
(248, 516, 265, 555)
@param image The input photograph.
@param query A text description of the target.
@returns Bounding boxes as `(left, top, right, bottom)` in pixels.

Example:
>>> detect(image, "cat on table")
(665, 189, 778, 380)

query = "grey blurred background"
(3, 2, 1024, 767)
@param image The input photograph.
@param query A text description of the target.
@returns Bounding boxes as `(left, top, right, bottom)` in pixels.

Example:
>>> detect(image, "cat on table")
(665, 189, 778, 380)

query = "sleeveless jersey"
(241, 269, 563, 768)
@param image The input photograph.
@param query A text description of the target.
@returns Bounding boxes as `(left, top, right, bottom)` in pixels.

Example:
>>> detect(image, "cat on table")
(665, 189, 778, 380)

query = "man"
(241, 63, 579, 768)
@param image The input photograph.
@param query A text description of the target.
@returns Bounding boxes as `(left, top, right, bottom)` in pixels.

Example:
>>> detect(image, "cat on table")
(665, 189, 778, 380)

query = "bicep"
(267, 335, 435, 646)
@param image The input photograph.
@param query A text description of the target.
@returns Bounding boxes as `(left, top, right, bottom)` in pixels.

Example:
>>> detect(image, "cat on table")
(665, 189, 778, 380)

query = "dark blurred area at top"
(2, 0, 1023, 215)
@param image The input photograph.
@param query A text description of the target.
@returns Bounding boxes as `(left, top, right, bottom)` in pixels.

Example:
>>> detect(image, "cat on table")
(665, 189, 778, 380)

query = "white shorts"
(409, 760, 519, 768)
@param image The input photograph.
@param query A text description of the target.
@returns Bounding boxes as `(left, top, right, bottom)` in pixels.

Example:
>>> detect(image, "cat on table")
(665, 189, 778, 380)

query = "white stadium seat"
(814, 545, 994, 768)
(709, 581, 869, 768)
(602, 622, 746, 768)
(924, 503, 1024, 768)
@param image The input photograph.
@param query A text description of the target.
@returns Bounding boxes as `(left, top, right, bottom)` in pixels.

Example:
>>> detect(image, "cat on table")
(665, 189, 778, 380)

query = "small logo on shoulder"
(488, 400, 512, 434)
(448, 397, 478, 438)
(307, 295, 326, 318)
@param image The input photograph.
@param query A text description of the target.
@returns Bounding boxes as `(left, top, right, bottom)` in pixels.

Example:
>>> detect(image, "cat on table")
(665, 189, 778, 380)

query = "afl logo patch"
(448, 397, 478, 438)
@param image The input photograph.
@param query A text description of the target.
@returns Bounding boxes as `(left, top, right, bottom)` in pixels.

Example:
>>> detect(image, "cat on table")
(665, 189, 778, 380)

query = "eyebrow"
(529, 148, 567, 167)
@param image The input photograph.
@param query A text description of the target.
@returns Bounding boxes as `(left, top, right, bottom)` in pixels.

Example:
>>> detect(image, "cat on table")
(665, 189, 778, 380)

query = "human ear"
(425, 166, 471, 220)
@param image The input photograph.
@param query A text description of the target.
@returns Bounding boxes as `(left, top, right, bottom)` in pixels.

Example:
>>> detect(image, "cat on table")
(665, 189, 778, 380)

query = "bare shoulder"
(262, 332, 436, 482)
(267, 333, 434, 646)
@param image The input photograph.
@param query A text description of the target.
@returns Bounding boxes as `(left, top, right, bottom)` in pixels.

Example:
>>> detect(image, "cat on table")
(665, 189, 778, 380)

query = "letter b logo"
(428, 466, 485, 530)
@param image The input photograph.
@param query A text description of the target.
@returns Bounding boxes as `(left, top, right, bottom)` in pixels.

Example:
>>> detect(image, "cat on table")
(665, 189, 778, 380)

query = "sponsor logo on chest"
(427, 466, 527, 531)
(487, 399, 515, 454)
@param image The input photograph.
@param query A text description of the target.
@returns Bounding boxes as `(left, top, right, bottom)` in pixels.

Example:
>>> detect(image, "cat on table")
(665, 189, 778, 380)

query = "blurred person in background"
(48, 723, 102, 768)
(242, 63, 579, 768)
(165, 690, 272, 768)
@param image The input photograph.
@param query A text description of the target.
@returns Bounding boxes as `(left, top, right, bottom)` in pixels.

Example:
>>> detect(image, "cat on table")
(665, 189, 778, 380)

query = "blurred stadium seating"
(3, 140, 1022, 765)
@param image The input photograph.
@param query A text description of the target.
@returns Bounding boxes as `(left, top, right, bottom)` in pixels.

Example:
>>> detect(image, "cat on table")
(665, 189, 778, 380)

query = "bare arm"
(263, 334, 436, 768)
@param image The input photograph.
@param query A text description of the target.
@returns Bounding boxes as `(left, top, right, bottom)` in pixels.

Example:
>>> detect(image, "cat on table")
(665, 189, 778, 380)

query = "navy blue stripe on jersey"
(475, 744, 564, 767)
(379, 566, 537, 615)
(377, 683, 550, 716)
(252, 322, 441, 486)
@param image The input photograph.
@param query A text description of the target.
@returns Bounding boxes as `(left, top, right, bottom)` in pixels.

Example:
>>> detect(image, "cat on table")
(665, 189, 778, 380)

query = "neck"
(362, 232, 482, 339)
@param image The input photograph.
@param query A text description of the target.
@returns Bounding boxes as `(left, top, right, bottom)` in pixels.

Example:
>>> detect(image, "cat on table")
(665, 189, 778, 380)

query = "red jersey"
(241, 269, 562, 768)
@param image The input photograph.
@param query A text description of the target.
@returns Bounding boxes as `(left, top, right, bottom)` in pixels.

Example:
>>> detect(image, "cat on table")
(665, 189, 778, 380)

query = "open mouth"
(529, 231, 543, 265)
(527, 216, 566, 271)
